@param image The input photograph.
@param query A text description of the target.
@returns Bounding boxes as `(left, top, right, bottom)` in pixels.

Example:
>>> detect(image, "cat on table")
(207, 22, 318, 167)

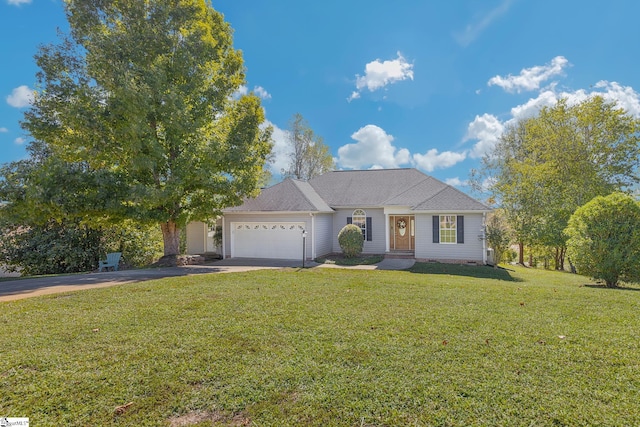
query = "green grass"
(1, 265, 639, 426)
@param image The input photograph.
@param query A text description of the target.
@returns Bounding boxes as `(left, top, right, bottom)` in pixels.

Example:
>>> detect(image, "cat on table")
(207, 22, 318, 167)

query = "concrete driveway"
(0, 262, 293, 302)
(0, 257, 414, 302)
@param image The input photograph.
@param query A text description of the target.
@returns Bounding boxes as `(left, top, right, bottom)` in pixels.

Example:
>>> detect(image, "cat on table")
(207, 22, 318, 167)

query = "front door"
(390, 215, 414, 251)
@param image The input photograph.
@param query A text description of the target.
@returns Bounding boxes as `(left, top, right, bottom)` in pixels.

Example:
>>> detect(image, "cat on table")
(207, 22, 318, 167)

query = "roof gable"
(224, 178, 333, 212)
(383, 175, 447, 206)
(412, 185, 489, 211)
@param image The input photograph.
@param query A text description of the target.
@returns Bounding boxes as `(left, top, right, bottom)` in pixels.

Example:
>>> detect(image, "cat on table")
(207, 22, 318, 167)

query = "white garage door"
(231, 222, 306, 259)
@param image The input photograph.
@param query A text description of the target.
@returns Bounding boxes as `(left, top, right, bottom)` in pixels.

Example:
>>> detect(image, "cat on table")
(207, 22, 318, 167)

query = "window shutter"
(457, 215, 464, 244)
(366, 217, 372, 241)
(347, 217, 352, 224)
(432, 216, 439, 243)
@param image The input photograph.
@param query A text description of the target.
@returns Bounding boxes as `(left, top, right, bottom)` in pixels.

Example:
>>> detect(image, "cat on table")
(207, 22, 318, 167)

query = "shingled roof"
(224, 178, 333, 212)
(225, 169, 489, 212)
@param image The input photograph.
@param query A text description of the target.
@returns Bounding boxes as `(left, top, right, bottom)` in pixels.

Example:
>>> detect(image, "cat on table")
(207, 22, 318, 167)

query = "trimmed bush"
(565, 192, 640, 287)
(338, 224, 364, 258)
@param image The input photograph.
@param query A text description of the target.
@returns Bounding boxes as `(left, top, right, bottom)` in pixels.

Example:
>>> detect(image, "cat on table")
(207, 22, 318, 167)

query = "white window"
(352, 209, 366, 239)
(440, 215, 457, 244)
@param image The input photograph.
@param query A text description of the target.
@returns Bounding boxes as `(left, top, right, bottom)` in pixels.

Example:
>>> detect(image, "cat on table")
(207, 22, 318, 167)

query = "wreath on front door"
(397, 219, 407, 237)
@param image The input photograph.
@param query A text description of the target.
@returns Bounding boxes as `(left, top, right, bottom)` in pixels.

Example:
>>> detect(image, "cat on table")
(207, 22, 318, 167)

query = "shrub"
(102, 220, 164, 268)
(485, 210, 512, 267)
(0, 220, 103, 275)
(338, 224, 364, 258)
(565, 192, 640, 287)
(0, 219, 163, 275)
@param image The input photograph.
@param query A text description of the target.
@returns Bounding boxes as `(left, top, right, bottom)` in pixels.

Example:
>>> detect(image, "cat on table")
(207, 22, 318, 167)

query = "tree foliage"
(565, 193, 640, 287)
(0, 142, 163, 274)
(473, 96, 640, 268)
(21, 0, 272, 256)
(0, 141, 126, 227)
(282, 113, 334, 180)
(338, 224, 364, 258)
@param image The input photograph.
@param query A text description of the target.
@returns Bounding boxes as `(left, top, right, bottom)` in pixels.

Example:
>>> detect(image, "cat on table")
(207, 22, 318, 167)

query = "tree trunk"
(518, 242, 524, 265)
(161, 220, 180, 256)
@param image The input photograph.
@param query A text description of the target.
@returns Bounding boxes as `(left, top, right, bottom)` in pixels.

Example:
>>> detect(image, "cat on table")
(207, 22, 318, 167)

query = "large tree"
(473, 96, 640, 268)
(21, 0, 272, 257)
(282, 113, 334, 180)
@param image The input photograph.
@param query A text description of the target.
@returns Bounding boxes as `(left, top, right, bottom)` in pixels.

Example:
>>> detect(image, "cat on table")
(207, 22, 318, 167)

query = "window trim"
(439, 215, 457, 244)
(352, 209, 367, 240)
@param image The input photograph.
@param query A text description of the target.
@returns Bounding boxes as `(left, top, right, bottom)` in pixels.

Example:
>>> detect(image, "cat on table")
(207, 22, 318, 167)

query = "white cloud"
(0, 127, 8, 133)
(478, 177, 497, 193)
(346, 91, 360, 102)
(14, 137, 25, 145)
(445, 177, 468, 187)
(337, 125, 411, 169)
(509, 89, 561, 120)
(233, 85, 272, 101)
(254, 86, 271, 100)
(594, 80, 640, 117)
(488, 56, 570, 93)
(413, 149, 466, 172)
(6, 85, 34, 108)
(7, 0, 31, 5)
(509, 81, 640, 121)
(465, 72, 640, 159)
(463, 113, 504, 158)
(348, 52, 414, 101)
(453, 0, 513, 47)
(336, 124, 468, 173)
(262, 120, 291, 175)
(232, 85, 248, 99)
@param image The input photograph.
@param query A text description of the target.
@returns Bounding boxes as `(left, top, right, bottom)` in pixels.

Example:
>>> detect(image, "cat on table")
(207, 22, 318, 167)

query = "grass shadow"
(409, 262, 523, 282)
(583, 284, 640, 292)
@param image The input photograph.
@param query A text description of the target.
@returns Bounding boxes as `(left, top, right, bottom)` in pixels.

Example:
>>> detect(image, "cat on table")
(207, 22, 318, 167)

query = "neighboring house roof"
(225, 168, 490, 213)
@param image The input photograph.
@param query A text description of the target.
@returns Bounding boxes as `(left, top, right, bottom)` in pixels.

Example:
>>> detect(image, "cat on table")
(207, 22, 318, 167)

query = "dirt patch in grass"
(315, 253, 384, 266)
(168, 410, 251, 426)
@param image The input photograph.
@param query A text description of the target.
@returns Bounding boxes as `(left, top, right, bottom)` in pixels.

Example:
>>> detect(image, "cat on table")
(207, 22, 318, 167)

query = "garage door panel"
(232, 222, 305, 259)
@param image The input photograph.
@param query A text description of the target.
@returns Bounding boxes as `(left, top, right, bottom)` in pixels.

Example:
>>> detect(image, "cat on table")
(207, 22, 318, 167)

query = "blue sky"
(2, 0, 640, 189)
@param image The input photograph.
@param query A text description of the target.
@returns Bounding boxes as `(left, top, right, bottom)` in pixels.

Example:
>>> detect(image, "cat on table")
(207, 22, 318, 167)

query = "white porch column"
(311, 213, 316, 260)
(482, 212, 487, 265)
(221, 216, 226, 259)
(384, 213, 390, 253)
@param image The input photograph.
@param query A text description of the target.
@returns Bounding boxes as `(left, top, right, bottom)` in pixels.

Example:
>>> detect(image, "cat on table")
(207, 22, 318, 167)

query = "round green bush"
(565, 192, 640, 287)
(338, 224, 364, 258)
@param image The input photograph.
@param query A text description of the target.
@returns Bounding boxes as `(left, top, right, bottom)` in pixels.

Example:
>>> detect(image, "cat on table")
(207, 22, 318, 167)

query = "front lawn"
(1, 265, 639, 426)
